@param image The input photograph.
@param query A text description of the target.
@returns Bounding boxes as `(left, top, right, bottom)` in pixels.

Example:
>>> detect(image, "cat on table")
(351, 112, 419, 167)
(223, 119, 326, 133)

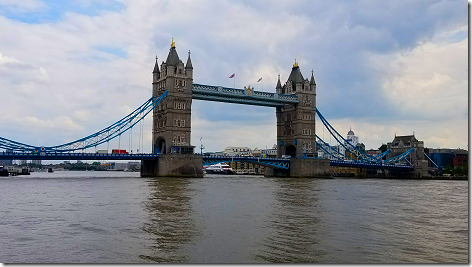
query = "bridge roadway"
(0, 152, 414, 171)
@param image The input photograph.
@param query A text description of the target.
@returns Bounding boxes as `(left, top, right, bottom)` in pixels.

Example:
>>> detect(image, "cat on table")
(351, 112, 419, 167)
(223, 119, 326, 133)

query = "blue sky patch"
(96, 46, 127, 59)
(0, 0, 125, 24)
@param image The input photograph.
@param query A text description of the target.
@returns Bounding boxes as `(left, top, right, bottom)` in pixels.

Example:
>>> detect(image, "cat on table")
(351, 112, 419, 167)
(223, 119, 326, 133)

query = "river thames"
(0, 171, 467, 263)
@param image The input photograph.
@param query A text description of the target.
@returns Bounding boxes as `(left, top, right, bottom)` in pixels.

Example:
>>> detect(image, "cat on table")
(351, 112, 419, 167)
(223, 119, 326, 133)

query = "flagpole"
(234, 74, 235, 89)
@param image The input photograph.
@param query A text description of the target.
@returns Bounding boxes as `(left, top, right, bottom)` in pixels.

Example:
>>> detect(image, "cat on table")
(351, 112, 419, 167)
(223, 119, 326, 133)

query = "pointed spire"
(185, 50, 193, 69)
(166, 38, 180, 66)
(310, 69, 315, 85)
(153, 56, 160, 73)
(276, 74, 282, 89)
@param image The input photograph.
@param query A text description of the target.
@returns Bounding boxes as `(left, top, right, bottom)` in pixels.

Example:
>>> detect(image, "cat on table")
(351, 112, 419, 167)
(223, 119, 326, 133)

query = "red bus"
(112, 149, 128, 154)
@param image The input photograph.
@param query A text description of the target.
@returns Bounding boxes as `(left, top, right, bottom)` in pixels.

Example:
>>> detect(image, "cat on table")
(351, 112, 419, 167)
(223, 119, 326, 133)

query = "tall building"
(152, 39, 194, 154)
(276, 60, 317, 158)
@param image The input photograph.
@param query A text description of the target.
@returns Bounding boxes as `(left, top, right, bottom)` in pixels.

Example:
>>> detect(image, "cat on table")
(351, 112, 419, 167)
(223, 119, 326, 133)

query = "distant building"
(203, 151, 224, 157)
(318, 129, 362, 160)
(223, 147, 252, 157)
(366, 149, 381, 156)
(252, 148, 262, 157)
(345, 128, 359, 147)
(261, 145, 277, 158)
(428, 148, 468, 168)
(106, 162, 140, 171)
(387, 134, 425, 163)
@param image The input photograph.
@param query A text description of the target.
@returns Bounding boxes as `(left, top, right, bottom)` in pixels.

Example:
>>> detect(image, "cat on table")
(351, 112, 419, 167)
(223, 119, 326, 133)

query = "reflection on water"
(140, 178, 197, 263)
(255, 178, 327, 263)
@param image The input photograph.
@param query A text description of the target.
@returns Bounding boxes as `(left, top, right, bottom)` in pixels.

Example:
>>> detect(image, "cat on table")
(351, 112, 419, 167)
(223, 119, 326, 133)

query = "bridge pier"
(264, 168, 290, 177)
(265, 158, 331, 178)
(141, 154, 203, 178)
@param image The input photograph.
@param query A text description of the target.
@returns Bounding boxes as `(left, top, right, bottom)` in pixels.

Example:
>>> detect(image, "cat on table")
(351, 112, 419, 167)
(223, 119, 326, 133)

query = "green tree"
(444, 165, 453, 175)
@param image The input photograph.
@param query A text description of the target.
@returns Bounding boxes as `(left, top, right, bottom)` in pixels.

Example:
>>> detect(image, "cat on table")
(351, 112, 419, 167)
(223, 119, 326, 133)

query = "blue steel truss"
(202, 156, 290, 169)
(0, 91, 168, 152)
(373, 149, 390, 160)
(316, 109, 377, 162)
(315, 109, 413, 165)
(192, 83, 299, 107)
(315, 134, 357, 161)
(383, 148, 414, 163)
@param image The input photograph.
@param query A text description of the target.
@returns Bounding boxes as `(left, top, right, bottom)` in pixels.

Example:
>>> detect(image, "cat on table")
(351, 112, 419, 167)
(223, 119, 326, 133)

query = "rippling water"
(0, 171, 468, 263)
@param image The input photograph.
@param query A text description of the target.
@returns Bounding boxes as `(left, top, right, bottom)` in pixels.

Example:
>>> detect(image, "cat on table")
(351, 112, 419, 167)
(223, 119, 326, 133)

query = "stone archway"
(285, 145, 296, 158)
(157, 138, 166, 154)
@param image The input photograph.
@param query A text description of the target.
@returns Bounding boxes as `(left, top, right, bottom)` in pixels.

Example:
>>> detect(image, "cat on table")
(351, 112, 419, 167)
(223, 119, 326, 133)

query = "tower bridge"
(0, 39, 420, 178)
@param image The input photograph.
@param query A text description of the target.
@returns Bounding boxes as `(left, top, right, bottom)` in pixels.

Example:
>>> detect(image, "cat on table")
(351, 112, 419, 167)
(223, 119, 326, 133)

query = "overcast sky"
(0, 0, 468, 154)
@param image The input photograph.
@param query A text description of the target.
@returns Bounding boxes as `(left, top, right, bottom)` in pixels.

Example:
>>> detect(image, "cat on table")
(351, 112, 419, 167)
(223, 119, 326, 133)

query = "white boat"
(204, 163, 234, 174)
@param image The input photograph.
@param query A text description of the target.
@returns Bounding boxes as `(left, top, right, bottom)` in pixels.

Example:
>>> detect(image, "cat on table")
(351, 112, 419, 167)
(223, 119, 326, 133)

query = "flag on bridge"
(257, 77, 262, 82)
(229, 73, 235, 78)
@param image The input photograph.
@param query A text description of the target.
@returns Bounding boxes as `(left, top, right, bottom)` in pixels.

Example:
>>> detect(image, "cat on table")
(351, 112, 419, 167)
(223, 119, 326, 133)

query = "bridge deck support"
(141, 154, 203, 178)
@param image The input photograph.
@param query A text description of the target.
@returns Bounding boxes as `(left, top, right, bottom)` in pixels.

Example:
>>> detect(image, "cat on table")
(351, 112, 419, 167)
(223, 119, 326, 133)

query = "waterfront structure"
(0, 40, 421, 178)
(152, 39, 194, 155)
(276, 61, 317, 158)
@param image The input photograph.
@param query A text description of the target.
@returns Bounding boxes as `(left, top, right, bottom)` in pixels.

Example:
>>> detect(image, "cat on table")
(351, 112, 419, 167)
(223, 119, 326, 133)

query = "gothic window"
(179, 80, 183, 87)
(174, 102, 185, 109)
(302, 128, 312, 135)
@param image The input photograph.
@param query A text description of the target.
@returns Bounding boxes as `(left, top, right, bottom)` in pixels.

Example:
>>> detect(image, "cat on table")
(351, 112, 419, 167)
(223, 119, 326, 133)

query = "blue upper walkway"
(192, 84, 299, 107)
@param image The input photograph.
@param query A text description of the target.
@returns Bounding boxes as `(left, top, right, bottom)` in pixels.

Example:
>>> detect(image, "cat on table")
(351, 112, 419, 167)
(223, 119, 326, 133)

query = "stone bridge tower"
(276, 60, 317, 158)
(152, 39, 194, 154)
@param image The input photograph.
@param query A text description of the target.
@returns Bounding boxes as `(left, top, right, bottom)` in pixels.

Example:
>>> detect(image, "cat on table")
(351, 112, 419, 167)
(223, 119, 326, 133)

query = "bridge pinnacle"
(293, 58, 298, 68)
(276, 74, 282, 89)
(186, 50, 193, 69)
(310, 69, 315, 85)
(171, 37, 175, 48)
(153, 56, 159, 74)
